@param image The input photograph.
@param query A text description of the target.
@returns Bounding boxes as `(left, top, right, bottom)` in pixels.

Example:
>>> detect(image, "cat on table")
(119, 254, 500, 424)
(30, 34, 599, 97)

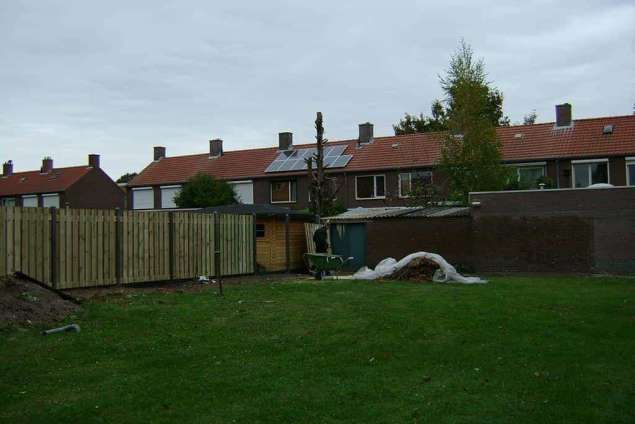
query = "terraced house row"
(126, 104, 635, 210)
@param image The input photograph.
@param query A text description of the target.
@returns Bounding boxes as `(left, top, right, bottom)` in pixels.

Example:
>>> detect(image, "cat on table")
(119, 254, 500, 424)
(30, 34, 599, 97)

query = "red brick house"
(0, 154, 125, 209)
(127, 104, 635, 210)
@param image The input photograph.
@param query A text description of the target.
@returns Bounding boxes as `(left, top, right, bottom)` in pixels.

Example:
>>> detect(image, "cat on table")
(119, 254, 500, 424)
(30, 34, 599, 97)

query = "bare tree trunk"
(307, 112, 325, 215)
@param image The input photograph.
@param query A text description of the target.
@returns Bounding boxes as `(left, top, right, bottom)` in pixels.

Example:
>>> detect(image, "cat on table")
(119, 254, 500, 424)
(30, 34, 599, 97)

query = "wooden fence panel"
(0, 207, 51, 285)
(55, 208, 118, 289)
(219, 214, 254, 276)
(1, 207, 255, 288)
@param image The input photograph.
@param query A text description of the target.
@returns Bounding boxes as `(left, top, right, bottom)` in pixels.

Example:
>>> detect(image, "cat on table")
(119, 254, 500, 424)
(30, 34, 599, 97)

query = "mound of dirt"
(386, 257, 440, 282)
(0, 275, 79, 328)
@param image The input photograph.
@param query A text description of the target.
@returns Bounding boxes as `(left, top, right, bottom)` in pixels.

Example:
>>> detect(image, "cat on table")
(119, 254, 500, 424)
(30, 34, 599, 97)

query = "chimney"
(278, 132, 293, 151)
(41, 157, 53, 173)
(555, 103, 572, 127)
(2, 160, 13, 177)
(88, 154, 100, 168)
(209, 138, 223, 157)
(154, 146, 166, 161)
(358, 122, 374, 145)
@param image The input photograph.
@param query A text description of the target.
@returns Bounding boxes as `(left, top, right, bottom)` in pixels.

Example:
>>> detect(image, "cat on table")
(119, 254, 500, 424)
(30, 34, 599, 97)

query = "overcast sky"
(1, 1, 634, 180)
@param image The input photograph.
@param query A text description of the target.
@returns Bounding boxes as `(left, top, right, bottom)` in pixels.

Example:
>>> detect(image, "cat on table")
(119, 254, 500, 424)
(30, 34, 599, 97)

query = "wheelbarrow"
(304, 253, 354, 280)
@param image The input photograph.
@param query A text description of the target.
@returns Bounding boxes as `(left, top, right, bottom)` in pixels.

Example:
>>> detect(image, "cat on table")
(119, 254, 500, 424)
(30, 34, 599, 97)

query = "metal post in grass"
(214, 211, 223, 296)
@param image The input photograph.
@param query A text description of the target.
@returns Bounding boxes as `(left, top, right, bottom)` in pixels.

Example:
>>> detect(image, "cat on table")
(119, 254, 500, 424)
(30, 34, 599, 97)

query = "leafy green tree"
(439, 41, 511, 203)
(116, 172, 138, 184)
(393, 46, 509, 135)
(393, 100, 447, 135)
(174, 173, 237, 208)
(523, 110, 538, 125)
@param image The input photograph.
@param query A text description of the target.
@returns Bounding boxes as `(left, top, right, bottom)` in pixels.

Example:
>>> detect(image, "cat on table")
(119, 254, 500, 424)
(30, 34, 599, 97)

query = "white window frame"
(270, 180, 297, 204)
(159, 185, 181, 209)
(22, 195, 38, 208)
(132, 187, 155, 210)
(42, 193, 60, 208)
(626, 157, 635, 187)
(398, 171, 433, 198)
(571, 158, 609, 188)
(355, 174, 386, 200)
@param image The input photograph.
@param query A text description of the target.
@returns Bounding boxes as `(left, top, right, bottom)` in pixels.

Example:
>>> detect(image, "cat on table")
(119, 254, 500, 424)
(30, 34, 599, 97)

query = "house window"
(271, 180, 297, 203)
(132, 187, 154, 209)
(42, 193, 60, 208)
(627, 158, 635, 186)
(356, 175, 386, 199)
(572, 159, 609, 188)
(512, 163, 546, 188)
(255, 223, 265, 238)
(160, 185, 181, 209)
(22, 195, 38, 208)
(399, 171, 433, 197)
(229, 181, 254, 204)
(1, 197, 16, 207)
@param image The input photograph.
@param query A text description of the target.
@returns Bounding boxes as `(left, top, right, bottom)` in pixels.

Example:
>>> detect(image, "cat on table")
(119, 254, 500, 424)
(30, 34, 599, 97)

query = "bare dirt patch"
(68, 273, 313, 301)
(0, 275, 79, 328)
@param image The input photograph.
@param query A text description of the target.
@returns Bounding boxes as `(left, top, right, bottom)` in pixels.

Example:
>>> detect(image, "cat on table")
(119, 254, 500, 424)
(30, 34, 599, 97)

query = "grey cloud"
(1, 0, 633, 180)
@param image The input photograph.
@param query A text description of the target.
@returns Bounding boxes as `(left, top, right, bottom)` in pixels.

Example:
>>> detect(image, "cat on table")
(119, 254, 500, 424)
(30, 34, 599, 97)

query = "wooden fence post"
(252, 212, 257, 275)
(168, 211, 174, 281)
(285, 213, 290, 273)
(115, 208, 123, 285)
(214, 212, 222, 295)
(50, 207, 57, 288)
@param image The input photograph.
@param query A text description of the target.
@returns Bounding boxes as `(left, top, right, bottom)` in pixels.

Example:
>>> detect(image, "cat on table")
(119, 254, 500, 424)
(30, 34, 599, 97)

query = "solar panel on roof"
(277, 160, 297, 172)
(265, 145, 352, 173)
(326, 145, 346, 157)
(291, 159, 307, 171)
(332, 155, 352, 168)
(265, 160, 285, 173)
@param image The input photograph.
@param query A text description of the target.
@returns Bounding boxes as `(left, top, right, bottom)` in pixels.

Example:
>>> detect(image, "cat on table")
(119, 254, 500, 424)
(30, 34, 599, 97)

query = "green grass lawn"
(1, 276, 634, 423)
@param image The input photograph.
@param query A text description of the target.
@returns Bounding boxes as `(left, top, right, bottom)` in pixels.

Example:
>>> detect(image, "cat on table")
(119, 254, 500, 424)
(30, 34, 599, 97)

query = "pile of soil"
(0, 275, 79, 328)
(386, 257, 440, 282)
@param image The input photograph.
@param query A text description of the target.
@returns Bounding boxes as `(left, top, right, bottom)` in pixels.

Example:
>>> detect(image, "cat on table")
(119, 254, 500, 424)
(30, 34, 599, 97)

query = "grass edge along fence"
(0, 207, 255, 289)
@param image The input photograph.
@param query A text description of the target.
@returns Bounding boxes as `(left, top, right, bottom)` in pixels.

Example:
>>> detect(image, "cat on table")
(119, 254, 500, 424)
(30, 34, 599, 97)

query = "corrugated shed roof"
(129, 114, 635, 187)
(327, 207, 418, 220)
(326, 206, 470, 221)
(405, 206, 471, 218)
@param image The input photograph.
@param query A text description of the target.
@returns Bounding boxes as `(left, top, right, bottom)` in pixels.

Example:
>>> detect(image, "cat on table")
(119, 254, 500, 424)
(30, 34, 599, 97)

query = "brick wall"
(361, 187, 635, 274)
(366, 218, 473, 270)
(470, 187, 635, 273)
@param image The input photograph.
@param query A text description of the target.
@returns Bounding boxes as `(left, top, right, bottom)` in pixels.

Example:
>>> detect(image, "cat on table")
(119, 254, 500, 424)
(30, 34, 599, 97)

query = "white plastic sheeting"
(352, 252, 487, 284)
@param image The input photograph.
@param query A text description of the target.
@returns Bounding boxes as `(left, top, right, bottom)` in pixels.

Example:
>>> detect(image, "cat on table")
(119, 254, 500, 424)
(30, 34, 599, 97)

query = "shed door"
(330, 223, 366, 272)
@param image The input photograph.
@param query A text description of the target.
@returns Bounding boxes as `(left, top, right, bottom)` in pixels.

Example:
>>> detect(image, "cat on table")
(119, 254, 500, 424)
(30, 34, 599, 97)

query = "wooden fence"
(304, 223, 331, 254)
(0, 207, 255, 289)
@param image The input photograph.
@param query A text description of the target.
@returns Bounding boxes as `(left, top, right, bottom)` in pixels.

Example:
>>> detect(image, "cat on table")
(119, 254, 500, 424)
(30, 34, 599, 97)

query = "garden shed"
(199, 204, 314, 273)
(325, 206, 472, 271)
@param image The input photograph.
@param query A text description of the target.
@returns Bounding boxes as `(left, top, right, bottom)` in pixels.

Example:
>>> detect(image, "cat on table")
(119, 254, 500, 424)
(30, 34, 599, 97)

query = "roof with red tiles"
(0, 166, 92, 196)
(129, 114, 635, 187)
